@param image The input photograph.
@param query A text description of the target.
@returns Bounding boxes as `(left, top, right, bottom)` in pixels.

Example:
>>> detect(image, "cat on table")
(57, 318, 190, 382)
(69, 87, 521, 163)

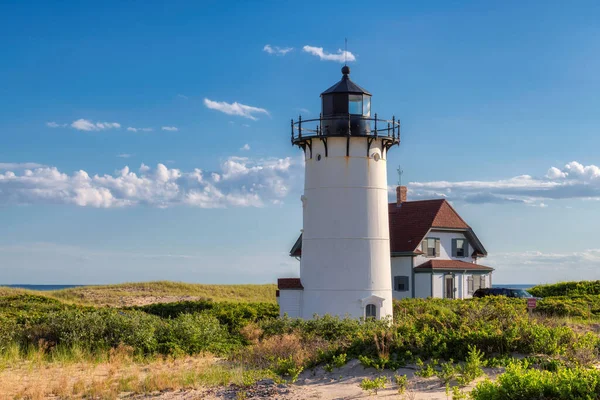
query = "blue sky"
(2, 0, 600, 284)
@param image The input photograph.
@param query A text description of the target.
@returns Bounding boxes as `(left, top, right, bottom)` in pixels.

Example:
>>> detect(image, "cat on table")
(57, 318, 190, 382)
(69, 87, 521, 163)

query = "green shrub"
(456, 345, 484, 385)
(269, 355, 303, 383)
(451, 386, 468, 400)
(359, 376, 387, 395)
(325, 352, 347, 372)
(394, 374, 408, 394)
(472, 361, 600, 399)
(157, 313, 233, 355)
(436, 360, 457, 385)
(133, 300, 278, 332)
(415, 358, 437, 378)
(529, 281, 600, 297)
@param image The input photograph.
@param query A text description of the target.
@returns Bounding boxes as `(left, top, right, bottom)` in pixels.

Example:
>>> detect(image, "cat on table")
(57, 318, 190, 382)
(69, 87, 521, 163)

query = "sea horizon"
(2, 283, 539, 291)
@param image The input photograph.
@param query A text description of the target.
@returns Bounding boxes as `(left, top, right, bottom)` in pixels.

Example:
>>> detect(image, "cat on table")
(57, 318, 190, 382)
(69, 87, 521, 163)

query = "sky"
(1, 0, 600, 285)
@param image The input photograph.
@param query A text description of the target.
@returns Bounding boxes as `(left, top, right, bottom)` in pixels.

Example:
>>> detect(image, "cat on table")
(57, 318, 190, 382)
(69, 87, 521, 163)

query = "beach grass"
(0, 281, 277, 306)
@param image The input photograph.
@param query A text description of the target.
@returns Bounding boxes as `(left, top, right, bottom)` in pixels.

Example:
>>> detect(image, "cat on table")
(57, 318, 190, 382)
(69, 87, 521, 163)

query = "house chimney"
(396, 186, 407, 206)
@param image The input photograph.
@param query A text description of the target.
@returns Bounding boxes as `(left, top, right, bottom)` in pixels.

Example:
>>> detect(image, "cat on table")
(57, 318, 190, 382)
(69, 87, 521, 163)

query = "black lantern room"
(321, 66, 371, 117)
(291, 66, 400, 156)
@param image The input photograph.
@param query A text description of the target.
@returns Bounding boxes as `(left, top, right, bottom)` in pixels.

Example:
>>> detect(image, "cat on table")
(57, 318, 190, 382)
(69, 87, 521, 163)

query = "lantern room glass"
(363, 96, 371, 117)
(348, 94, 363, 115)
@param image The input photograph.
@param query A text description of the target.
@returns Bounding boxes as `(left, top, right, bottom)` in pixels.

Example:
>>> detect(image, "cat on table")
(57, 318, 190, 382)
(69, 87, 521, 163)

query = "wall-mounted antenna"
(397, 166, 404, 186)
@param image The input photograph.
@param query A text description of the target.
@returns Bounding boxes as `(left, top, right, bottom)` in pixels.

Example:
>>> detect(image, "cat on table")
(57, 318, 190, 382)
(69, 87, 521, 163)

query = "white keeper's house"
(276, 66, 492, 320)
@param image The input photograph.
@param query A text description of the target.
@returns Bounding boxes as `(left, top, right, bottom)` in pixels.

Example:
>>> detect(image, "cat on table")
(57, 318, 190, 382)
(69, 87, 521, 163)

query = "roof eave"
(391, 251, 422, 257)
(289, 234, 302, 257)
(414, 267, 494, 273)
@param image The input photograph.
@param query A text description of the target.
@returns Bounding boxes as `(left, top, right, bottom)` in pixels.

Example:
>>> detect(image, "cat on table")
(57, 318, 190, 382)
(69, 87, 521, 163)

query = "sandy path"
(195, 359, 503, 400)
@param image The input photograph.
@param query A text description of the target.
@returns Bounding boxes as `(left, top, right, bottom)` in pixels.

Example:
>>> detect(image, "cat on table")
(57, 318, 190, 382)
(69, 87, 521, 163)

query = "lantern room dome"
(321, 66, 371, 96)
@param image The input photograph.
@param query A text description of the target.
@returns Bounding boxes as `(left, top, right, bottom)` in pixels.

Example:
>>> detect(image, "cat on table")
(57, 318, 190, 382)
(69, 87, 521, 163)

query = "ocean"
(3, 283, 536, 291)
(1, 284, 86, 291)
(492, 284, 535, 290)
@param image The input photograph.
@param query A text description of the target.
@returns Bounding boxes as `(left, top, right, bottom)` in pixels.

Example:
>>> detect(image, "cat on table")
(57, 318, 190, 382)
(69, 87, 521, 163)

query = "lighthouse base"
(301, 289, 392, 320)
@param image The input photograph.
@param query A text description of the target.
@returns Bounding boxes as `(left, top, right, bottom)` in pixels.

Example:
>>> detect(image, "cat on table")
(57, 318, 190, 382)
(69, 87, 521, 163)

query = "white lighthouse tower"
(287, 66, 400, 320)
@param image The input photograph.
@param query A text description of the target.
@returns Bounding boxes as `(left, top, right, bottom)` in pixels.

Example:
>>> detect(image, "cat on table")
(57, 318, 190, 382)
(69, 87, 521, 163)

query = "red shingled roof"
(389, 199, 469, 253)
(290, 199, 485, 257)
(414, 259, 493, 271)
(278, 278, 303, 289)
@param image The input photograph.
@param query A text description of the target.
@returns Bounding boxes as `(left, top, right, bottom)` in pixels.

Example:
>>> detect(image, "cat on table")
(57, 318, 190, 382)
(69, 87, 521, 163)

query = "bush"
(157, 313, 233, 355)
(471, 361, 600, 399)
(456, 345, 484, 385)
(394, 374, 408, 394)
(133, 300, 278, 332)
(270, 355, 303, 383)
(529, 281, 600, 297)
(359, 376, 387, 395)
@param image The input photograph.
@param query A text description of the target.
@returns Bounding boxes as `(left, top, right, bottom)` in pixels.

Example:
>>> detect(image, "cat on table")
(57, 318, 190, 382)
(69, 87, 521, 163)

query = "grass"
(0, 350, 271, 400)
(0, 281, 277, 306)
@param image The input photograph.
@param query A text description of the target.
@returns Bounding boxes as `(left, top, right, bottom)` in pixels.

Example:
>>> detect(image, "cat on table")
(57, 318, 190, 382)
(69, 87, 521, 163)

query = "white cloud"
(204, 98, 269, 121)
(128, 127, 153, 132)
(0, 157, 298, 209)
(302, 45, 356, 62)
(46, 122, 67, 128)
(0, 163, 45, 170)
(117, 154, 133, 159)
(161, 126, 178, 131)
(71, 119, 121, 131)
(241, 144, 251, 151)
(177, 94, 189, 100)
(263, 44, 293, 55)
(405, 161, 600, 206)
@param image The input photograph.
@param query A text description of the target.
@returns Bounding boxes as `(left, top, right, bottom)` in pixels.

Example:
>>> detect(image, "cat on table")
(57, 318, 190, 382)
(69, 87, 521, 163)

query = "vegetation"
(359, 376, 387, 395)
(3, 279, 600, 398)
(472, 360, 600, 399)
(49, 281, 277, 305)
(529, 280, 600, 297)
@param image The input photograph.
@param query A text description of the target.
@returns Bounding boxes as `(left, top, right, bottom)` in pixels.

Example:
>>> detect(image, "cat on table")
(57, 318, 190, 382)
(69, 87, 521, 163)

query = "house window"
(422, 238, 440, 258)
(365, 304, 377, 319)
(394, 276, 409, 292)
(452, 239, 468, 258)
(480, 275, 486, 289)
(467, 276, 474, 294)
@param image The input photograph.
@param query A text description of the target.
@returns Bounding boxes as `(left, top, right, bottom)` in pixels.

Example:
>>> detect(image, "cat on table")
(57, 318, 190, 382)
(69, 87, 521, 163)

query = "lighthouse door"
(444, 276, 454, 299)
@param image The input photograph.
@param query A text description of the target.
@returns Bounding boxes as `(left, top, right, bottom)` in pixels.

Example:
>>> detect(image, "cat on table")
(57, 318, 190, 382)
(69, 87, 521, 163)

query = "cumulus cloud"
(161, 126, 178, 131)
(0, 157, 298, 209)
(203, 98, 269, 121)
(263, 44, 293, 55)
(404, 161, 600, 206)
(71, 119, 121, 131)
(241, 144, 251, 151)
(302, 45, 356, 62)
(46, 122, 67, 128)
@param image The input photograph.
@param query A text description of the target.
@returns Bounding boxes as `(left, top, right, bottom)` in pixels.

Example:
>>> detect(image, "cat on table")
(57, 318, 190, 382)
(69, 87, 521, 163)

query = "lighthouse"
(281, 66, 400, 320)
